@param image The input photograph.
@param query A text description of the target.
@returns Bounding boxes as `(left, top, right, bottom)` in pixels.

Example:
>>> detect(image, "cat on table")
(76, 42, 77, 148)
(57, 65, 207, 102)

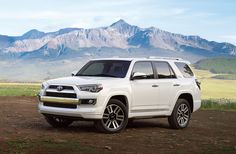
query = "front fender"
(100, 89, 131, 115)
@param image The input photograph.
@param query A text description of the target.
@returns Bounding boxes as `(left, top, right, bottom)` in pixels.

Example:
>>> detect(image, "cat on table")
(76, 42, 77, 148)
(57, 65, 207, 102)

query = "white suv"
(38, 57, 201, 133)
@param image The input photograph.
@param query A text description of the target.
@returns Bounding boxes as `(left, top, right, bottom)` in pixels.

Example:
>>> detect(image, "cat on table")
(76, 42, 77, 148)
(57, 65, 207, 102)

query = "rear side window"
(153, 61, 176, 79)
(132, 62, 154, 79)
(175, 62, 194, 78)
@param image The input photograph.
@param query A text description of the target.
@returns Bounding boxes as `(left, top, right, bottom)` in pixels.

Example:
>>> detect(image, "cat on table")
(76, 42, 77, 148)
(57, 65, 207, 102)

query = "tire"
(168, 99, 191, 129)
(94, 99, 128, 133)
(45, 115, 73, 128)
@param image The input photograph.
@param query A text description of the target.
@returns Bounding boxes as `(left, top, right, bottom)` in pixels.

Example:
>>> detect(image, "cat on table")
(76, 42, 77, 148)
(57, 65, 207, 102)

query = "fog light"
(88, 99, 95, 104)
(80, 99, 96, 105)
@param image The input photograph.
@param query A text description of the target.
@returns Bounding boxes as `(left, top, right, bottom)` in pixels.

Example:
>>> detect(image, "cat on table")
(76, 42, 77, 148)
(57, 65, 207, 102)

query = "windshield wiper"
(95, 74, 119, 77)
(76, 74, 95, 76)
(77, 74, 119, 78)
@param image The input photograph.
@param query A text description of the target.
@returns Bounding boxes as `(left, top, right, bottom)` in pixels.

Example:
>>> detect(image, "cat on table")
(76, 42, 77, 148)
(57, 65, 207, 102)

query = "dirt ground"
(0, 97, 235, 154)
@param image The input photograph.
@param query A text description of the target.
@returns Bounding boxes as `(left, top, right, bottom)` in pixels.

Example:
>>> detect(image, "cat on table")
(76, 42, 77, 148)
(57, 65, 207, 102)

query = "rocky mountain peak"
(21, 29, 46, 40)
(110, 19, 140, 36)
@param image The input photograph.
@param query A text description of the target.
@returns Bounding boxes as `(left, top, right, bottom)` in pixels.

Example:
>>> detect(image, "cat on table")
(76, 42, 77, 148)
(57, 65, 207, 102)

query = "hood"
(45, 76, 124, 86)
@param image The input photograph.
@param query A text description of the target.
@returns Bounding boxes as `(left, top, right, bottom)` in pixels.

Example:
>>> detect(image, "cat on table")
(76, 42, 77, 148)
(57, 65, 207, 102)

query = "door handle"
(152, 84, 159, 87)
(173, 84, 180, 86)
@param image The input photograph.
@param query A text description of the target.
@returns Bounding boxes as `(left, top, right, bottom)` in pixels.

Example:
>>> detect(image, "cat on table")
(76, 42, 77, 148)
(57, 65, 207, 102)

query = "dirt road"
(0, 97, 235, 153)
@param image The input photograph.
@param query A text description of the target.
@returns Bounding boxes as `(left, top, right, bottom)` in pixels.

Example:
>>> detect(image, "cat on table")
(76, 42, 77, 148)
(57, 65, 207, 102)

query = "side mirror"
(71, 71, 77, 76)
(131, 72, 147, 80)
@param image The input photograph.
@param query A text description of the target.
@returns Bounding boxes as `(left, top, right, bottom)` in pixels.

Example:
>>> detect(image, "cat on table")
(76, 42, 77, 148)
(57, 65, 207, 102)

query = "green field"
(201, 99, 236, 111)
(1, 69, 236, 99)
(193, 69, 236, 99)
(0, 83, 40, 96)
(0, 69, 236, 110)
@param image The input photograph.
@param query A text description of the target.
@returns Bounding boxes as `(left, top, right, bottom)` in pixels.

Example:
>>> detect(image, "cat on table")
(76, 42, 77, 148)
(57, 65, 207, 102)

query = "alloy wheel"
(102, 104, 125, 130)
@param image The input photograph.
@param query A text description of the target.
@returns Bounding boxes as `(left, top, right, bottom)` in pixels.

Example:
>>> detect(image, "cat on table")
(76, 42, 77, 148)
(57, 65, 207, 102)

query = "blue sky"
(0, 0, 236, 44)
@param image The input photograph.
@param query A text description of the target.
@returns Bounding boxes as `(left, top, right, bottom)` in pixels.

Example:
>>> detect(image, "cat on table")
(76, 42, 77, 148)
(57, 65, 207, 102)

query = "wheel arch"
(177, 93, 194, 112)
(109, 95, 129, 108)
(103, 92, 130, 112)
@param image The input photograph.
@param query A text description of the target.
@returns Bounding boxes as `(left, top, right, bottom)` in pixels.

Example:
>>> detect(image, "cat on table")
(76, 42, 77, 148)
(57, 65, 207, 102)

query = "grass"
(0, 69, 235, 110)
(193, 69, 236, 99)
(1, 69, 236, 99)
(0, 83, 40, 96)
(201, 99, 236, 111)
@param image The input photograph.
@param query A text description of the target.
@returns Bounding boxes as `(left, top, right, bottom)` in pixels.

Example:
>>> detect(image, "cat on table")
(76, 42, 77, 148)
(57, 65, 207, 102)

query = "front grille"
(45, 85, 77, 99)
(49, 85, 74, 90)
(44, 102, 77, 109)
(45, 92, 77, 98)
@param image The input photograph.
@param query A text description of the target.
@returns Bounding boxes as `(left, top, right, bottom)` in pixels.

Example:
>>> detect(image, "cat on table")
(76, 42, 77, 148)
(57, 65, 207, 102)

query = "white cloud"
(171, 8, 189, 15)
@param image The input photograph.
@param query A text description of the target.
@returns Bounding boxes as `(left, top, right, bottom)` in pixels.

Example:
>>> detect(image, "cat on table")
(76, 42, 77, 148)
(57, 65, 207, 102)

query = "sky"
(0, 0, 236, 45)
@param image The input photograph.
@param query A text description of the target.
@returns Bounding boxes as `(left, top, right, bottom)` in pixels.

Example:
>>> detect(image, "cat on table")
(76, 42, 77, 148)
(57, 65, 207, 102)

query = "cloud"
(0, 11, 63, 20)
(171, 8, 189, 15)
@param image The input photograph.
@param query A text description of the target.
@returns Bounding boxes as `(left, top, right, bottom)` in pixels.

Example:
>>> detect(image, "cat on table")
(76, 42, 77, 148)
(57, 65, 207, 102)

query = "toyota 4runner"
(38, 57, 201, 133)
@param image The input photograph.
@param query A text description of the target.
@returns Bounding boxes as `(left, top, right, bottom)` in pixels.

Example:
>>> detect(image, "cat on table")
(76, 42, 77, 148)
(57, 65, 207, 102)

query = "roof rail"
(147, 56, 183, 60)
(112, 56, 120, 58)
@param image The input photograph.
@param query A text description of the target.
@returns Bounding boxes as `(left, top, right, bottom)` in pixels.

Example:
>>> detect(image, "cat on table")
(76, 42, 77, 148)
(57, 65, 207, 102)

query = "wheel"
(95, 99, 128, 133)
(45, 115, 73, 128)
(168, 99, 191, 129)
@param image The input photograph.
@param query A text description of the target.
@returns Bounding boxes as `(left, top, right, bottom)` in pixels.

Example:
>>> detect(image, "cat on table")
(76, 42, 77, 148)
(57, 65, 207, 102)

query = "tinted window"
(77, 60, 131, 78)
(154, 61, 176, 79)
(175, 62, 194, 78)
(132, 62, 154, 79)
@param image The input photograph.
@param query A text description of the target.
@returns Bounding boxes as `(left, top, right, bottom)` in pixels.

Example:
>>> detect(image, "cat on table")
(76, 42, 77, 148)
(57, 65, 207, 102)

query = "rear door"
(153, 61, 179, 109)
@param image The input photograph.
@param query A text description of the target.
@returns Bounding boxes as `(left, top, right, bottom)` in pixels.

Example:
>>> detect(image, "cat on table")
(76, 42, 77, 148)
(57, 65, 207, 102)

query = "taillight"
(195, 79, 201, 90)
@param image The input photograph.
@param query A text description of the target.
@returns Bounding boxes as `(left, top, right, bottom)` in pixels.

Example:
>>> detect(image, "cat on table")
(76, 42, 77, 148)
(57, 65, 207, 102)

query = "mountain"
(0, 19, 236, 60)
(1, 19, 236, 82)
(20, 29, 46, 40)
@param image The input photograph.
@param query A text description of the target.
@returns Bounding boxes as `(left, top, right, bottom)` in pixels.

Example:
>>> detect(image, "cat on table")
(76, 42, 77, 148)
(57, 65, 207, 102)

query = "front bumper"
(38, 95, 103, 119)
(39, 95, 80, 104)
(193, 100, 201, 112)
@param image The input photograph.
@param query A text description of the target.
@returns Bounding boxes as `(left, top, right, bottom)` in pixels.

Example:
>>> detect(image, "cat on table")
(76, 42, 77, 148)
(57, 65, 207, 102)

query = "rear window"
(175, 62, 194, 78)
(153, 61, 176, 79)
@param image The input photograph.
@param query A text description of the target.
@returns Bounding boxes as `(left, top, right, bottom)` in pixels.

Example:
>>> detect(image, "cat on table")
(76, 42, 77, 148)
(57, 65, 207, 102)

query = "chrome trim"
(40, 96, 80, 104)
(45, 89, 75, 93)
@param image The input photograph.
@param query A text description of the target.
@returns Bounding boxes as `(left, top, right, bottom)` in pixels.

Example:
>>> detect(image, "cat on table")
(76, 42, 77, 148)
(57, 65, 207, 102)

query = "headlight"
(77, 84, 103, 93)
(41, 84, 45, 90)
(41, 83, 48, 90)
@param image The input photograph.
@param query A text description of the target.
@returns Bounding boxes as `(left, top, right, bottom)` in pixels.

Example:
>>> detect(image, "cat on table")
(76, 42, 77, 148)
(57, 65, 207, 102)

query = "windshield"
(76, 60, 131, 78)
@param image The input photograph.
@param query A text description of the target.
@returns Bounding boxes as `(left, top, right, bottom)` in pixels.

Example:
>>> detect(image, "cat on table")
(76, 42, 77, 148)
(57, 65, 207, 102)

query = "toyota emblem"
(57, 86, 63, 91)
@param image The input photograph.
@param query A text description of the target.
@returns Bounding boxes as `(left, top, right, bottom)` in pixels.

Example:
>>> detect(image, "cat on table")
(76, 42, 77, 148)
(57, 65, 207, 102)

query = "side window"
(132, 62, 154, 79)
(154, 61, 176, 79)
(175, 62, 194, 78)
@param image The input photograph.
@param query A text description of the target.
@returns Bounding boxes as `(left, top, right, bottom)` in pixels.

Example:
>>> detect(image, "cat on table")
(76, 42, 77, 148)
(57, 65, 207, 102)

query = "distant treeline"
(212, 74, 236, 80)
(194, 57, 236, 74)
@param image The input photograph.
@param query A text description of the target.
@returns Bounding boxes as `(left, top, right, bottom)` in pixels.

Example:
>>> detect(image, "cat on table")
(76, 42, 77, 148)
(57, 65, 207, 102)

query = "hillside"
(194, 57, 236, 74)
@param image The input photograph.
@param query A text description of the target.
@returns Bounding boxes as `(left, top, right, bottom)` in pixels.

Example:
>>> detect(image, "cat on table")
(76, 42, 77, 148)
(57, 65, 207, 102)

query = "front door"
(130, 61, 158, 111)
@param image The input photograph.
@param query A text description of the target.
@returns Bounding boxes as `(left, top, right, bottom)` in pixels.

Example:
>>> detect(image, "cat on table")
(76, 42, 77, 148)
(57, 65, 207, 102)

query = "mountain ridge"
(0, 19, 236, 59)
